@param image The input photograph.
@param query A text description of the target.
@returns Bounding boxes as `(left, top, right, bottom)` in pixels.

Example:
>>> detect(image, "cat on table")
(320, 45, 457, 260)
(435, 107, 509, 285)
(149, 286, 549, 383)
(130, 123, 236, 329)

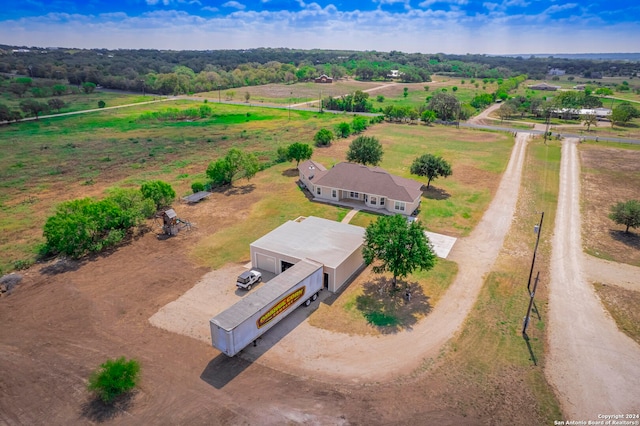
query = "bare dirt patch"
(580, 145, 640, 266)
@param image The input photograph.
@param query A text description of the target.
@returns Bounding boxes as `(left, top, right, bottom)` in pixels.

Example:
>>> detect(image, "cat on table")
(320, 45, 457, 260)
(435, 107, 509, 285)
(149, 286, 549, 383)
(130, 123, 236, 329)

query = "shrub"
(140, 180, 176, 209)
(314, 128, 334, 146)
(88, 357, 140, 404)
(98, 100, 106, 108)
(191, 182, 205, 193)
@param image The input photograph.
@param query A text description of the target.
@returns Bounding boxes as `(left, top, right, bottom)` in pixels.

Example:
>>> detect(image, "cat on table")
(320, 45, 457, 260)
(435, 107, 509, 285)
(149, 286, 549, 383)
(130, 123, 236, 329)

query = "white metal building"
(249, 216, 365, 293)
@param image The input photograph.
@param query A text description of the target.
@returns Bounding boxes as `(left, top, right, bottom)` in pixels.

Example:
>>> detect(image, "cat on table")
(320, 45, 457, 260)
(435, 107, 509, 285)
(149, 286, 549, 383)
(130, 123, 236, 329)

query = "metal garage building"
(249, 216, 365, 293)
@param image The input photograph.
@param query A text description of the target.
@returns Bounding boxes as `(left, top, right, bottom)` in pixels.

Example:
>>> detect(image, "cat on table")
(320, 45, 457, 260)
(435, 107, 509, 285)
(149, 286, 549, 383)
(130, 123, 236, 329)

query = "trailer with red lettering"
(209, 259, 323, 357)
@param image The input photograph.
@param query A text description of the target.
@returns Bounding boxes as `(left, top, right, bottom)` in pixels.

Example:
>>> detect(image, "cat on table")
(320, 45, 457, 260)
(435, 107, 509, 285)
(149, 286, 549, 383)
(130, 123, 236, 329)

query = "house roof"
(528, 82, 561, 90)
(300, 161, 423, 203)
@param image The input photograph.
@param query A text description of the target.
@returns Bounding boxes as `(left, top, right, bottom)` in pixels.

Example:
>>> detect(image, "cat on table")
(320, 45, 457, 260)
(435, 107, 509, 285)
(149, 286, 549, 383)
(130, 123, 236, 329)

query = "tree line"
(3, 46, 638, 95)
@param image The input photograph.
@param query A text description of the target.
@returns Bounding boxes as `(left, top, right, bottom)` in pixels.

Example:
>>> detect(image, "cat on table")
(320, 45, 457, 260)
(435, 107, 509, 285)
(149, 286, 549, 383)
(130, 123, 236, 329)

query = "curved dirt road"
(238, 133, 530, 383)
(546, 138, 640, 420)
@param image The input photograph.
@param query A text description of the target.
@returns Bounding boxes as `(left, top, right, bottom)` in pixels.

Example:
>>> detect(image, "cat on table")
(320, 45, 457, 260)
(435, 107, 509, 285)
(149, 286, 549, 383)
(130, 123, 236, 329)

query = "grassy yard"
(1, 90, 155, 114)
(429, 136, 562, 423)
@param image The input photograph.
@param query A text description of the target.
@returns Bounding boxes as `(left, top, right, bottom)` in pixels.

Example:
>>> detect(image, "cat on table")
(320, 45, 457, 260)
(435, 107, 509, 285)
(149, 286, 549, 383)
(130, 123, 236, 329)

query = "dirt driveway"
(546, 138, 640, 420)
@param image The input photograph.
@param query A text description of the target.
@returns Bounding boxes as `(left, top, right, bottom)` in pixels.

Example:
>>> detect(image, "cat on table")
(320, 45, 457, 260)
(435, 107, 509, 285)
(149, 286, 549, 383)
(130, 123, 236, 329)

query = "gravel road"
(546, 138, 640, 420)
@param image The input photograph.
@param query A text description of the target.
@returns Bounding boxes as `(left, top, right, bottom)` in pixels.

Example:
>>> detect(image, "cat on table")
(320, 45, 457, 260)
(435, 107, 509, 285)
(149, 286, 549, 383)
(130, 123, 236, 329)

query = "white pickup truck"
(236, 270, 262, 290)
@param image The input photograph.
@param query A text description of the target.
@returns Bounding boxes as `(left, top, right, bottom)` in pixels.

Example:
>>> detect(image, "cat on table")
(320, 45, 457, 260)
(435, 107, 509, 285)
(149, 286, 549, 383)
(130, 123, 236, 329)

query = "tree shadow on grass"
(221, 184, 255, 196)
(355, 276, 431, 335)
(609, 229, 640, 250)
(422, 186, 450, 200)
(79, 391, 137, 423)
(39, 258, 84, 275)
(281, 168, 299, 177)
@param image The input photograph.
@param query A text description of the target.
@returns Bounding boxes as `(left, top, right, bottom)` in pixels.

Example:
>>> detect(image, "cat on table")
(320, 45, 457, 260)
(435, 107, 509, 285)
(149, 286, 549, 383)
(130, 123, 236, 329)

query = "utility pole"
(527, 212, 544, 294)
(523, 212, 544, 336)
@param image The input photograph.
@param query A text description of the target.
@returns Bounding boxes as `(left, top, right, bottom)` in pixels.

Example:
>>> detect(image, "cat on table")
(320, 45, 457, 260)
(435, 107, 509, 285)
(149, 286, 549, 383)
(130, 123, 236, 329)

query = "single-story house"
(314, 74, 333, 84)
(528, 82, 561, 91)
(249, 216, 365, 293)
(298, 160, 423, 216)
(548, 68, 566, 76)
(549, 107, 612, 120)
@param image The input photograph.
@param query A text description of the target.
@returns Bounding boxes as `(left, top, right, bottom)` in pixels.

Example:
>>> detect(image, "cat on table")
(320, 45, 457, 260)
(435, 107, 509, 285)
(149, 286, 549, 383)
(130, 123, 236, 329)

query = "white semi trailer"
(210, 259, 323, 357)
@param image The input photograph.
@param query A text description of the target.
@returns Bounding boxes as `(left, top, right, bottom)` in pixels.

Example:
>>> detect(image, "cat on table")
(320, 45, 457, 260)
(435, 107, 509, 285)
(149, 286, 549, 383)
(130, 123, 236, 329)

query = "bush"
(314, 128, 334, 146)
(98, 100, 106, 108)
(140, 180, 176, 209)
(191, 182, 205, 193)
(88, 357, 140, 404)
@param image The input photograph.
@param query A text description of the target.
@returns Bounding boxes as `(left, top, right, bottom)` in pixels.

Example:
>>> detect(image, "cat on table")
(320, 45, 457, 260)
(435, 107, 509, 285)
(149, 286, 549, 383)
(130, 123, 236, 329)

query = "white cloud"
(0, 4, 635, 55)
(202, 6, 219, 12)
(419, 0, 468, 7)
(222, 1, 245, 9)
(544, 3, 578, 14)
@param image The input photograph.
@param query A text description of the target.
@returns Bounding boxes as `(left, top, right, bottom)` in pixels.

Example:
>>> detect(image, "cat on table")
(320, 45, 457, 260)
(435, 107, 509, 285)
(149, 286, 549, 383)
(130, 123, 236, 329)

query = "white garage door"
(256, 253, 276, 273)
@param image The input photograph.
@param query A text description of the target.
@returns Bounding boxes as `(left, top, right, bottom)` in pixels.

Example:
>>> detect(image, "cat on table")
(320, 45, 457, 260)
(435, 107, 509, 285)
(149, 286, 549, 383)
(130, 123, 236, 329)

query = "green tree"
(346, 136, 384, 166)
(335, 122, 351, 138)
(609, 200, 640, 233)
(426, 92, 460, 121)
(351, 116, 368, 134)
(611, 103, 639, 126)
(88, 357, 140, 404)
(363, 214, 436, 290)
(286, 142, 313, 167)
(98, 100, 106, 108)
(47, 98, 66, 112)
(52, 84, 67, 96)
(410, 154, 452, 189)
(206, 148, 259, 186)
(403, 87, 409, 98)
(140, 180, 176, 209)
(581, 113, 597, 132)
(314, 128, 334, 146)
(244, 91, 251, 102)
(421, 109, 437, 125)
(82, 82, 97, 94)
(19, 99, 48, 119)
(0, 103, 13, 122)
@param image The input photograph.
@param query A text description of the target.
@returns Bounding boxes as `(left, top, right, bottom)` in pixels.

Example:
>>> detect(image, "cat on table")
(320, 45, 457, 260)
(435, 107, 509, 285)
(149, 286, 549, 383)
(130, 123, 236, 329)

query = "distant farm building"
(528, 82, 561, 91)
(548, 68, 566, 76)
(314, 75, 333, 84)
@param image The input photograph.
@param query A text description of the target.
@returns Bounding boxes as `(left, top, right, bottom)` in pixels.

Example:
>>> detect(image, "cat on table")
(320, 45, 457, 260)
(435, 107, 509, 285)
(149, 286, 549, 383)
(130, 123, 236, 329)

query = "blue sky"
(1, 0, 638, 54)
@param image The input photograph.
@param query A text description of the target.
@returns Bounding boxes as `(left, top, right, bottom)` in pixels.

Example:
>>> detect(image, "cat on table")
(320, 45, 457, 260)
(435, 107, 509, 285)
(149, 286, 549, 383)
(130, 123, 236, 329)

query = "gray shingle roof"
(306, 162, 423, 202)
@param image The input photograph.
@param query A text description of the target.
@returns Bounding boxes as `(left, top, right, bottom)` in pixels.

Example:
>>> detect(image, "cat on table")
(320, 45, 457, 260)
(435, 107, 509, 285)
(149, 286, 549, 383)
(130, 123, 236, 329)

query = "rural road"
(546, 138, 640, 420)
(237, 133, 530, 383)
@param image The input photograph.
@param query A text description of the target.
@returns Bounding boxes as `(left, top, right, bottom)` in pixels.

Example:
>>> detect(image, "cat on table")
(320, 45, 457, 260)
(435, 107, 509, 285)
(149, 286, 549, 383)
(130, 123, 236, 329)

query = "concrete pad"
(425, 231, 457, 259)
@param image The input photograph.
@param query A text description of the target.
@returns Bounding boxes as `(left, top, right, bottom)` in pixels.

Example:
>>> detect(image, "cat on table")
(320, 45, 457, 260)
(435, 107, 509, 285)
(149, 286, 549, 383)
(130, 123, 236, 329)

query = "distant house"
(298, 160, 423, 216)
(549, 107, 612, 120)
(548, 68, 566, 76)
(528, 82, 561, 91)
(388, 70, 403, 78)
(314, 74, 333, 84)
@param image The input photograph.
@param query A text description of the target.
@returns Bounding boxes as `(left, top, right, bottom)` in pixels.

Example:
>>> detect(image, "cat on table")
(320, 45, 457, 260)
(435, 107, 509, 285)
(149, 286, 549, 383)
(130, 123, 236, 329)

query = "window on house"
(371, 197, 377, 205)
(349, 191, 359, 199)
(380, 198, 385, 206)
(332, 189, 337, 198)
(394, 201, 405, 211)
(316, 187, 321, 195)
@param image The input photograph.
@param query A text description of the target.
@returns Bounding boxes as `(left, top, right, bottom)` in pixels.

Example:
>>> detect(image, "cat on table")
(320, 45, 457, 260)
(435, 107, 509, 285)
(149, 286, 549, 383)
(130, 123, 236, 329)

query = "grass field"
(580, 142, 640, 267)
(0, 90, 155, 114)
(430, 136, 562, 423)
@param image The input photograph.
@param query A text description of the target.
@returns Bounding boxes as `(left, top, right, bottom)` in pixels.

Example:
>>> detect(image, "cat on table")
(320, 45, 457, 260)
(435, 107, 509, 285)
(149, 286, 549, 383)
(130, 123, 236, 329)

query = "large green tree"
(426, 92, 460, 121)
(286, 142, 313, 167)
(19, 99, 48, 119)
(609, 200, 640, 233)
(88, 357, 140, 404)
(346, 136, 383, 166)
(140, 180, 176, 209)
(410, 154, 453, 189)
(206, 148, 259, 186)
(611, 103, 640, 126)
(363, 214, 437, 289)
